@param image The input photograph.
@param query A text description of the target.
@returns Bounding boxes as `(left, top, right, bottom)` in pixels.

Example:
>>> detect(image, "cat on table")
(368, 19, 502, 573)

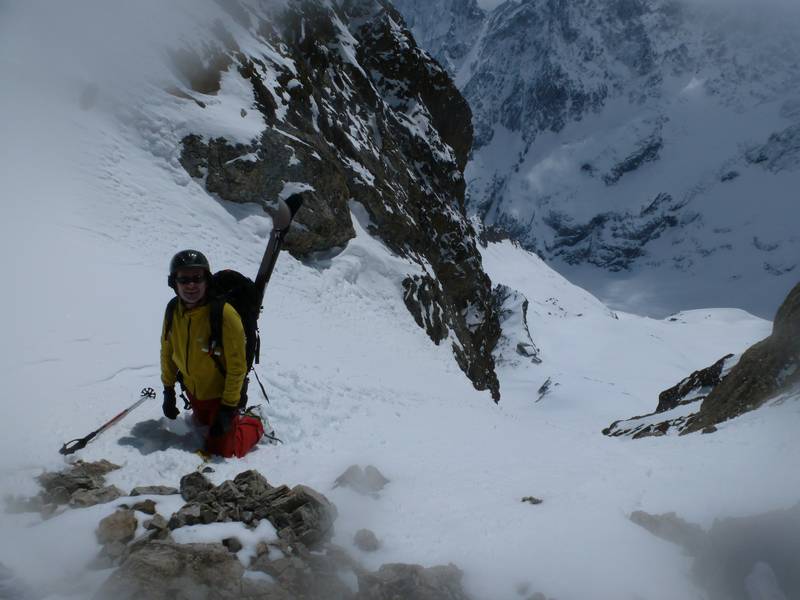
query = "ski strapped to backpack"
(163, 193, 304, 408)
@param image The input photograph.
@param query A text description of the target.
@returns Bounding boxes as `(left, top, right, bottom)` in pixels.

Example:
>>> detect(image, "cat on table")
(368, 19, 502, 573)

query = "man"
(160, 249, 263, 458)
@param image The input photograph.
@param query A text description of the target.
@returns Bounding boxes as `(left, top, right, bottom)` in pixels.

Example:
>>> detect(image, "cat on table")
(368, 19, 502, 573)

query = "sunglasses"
(175, 275, 206, 285)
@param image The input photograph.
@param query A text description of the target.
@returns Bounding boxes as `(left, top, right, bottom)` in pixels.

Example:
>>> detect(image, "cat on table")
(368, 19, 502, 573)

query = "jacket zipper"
(185, 317, 191, 376)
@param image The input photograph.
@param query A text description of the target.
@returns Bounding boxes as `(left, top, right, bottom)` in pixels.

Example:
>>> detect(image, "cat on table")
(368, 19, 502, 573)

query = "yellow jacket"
(160, 301, 247, 407)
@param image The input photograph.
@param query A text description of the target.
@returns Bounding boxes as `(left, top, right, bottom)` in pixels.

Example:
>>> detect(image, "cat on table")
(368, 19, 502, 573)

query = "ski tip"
(284, 192, 305, 218)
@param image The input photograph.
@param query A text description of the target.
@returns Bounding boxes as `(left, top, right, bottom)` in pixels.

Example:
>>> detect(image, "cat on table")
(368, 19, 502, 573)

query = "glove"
(162, 387, 179, 419)
(209, 405, 236, 438)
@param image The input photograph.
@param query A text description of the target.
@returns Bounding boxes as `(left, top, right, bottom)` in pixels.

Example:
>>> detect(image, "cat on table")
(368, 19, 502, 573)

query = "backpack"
(164, 269, 262, 408)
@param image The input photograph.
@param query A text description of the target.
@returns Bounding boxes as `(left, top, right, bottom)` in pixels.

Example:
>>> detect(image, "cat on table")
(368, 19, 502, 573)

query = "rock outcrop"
(682, 281, 800, 433)
(605, 280, 800, 437)
(174, 0, 501, 400)
(82, 466, 475, 600)
(632, 504, 800, 600)
(603, 353, 738, 438)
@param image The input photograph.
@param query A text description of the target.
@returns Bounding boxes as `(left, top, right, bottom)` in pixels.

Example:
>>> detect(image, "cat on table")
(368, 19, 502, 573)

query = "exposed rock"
(542, 194, 681, 272)
(363, 466, 390, 494)
(95, 541, 245, 600)
(167, 470, 337, 549)
(632, 504, 800, 600)
(745, 124, 800, 173)
(521, 496, 543, 505)
(131, 499, 157, 515)
(356, 563, 471, 600)
(604, 353, 739, 438)
(222, 537, 243, 553)
(233, 469, 272, 497)
(602, 135, 663, 185)
(267, 484, 338, 547)
(629, 510, 705, 554)
(494, 285, 541, 367)
(334, 465, 390, 496)
(177, 0, 503, 401)
(682, 281, 800, 433)
(354, 529, 380, 552)
(37, 460, 120, 506)
(657, 354, 734, 413)
(96, 509, 138, 546)
(70, 485, 125, 508)
(130, 486, 178, 497)
(179, 472, 214, 502)
(144, 514, 168, 532)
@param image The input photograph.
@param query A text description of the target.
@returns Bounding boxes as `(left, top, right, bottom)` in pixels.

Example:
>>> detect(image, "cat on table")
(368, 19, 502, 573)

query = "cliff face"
(174, 0, 500, 399)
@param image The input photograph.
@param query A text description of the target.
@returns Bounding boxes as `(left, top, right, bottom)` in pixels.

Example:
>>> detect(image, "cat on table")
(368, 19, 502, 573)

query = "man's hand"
(162, 387, 179, 419)
(209, 405, 236, 437)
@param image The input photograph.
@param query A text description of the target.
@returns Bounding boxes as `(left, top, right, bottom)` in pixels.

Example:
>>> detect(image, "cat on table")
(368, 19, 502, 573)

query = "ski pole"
(59, 387, 156, 455)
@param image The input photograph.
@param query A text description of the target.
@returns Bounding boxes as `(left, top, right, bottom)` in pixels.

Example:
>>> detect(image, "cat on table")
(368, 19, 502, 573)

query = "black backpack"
(164, 269, 262, 408)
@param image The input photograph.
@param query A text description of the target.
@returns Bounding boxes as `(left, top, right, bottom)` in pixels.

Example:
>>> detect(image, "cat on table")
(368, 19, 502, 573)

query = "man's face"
(175, 267, 207, 307)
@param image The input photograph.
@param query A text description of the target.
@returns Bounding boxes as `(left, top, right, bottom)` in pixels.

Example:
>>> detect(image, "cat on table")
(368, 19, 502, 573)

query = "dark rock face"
(606, 280, 800, 437)
(631, 504, 800, 600)
(682, 281, 800, 433)
(543, 192, 682, 271)
(656, 353, 733, 413)
(175, 0, 502, 400)
(603, 353, 738, 438)
(745, 124, 800, 173)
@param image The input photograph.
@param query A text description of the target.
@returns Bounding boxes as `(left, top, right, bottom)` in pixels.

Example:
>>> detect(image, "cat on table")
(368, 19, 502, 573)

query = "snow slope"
(1, 4, 799, 600)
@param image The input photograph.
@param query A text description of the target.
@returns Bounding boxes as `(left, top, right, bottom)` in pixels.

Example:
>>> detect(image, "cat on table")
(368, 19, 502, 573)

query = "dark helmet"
(168, 249, 211, 288)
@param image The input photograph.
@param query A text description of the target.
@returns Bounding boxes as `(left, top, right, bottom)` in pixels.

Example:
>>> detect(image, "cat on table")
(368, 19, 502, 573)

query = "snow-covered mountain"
(2, 2, 799, 600)
(393, 0, 800, 318)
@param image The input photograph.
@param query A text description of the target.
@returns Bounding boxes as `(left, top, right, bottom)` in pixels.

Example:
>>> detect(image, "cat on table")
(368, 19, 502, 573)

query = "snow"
(1, 5, 799, 600)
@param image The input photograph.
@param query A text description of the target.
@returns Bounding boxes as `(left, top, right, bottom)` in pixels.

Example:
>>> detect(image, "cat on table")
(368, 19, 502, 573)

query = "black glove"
(209, 405, 236, 438)
(162, 387, 179, 419)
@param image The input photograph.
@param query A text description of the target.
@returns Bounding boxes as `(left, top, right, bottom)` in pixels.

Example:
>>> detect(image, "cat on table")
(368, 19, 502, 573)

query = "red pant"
(189, 395, 264, 458)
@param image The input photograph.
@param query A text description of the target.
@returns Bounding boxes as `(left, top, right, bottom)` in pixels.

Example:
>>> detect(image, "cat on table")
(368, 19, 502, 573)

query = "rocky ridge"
(604, 280, 800, 437)
(172, 0, 502, 399)
(6, 461, 481, 600)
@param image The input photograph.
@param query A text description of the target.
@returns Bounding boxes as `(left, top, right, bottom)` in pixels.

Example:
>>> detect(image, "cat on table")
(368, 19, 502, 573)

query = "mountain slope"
(393, 0, 800, 318)
(1, 2, 799, 600)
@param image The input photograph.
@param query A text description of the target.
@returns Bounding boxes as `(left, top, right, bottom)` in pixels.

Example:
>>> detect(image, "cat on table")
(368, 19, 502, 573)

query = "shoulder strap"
(208, 298, 226, 376)
(163, 297, 178, 340)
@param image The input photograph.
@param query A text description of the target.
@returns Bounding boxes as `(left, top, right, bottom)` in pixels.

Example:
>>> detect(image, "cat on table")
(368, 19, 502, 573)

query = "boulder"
(70, 485, 125, 508)
(130, 486, 178, 497)
(178, 472, 214, 502)
(357, 563, 472, 600)
(354, 529, 380, 552)
(131, 499, 157, 515)
(96, 509, 138, 546)
(95, 541, 245, 600)
(334, 465, 389, 496)
(37, 460, 120, 505)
